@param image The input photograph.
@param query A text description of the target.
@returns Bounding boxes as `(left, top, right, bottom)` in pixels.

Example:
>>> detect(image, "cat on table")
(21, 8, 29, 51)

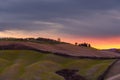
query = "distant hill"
(102, 48, 120, 54)
(0, 41, 120, 58)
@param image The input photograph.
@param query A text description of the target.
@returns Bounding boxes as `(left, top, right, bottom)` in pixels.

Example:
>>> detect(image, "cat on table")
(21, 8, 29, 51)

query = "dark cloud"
(0, 0, 120, 38)
(56, 12, 120, 37)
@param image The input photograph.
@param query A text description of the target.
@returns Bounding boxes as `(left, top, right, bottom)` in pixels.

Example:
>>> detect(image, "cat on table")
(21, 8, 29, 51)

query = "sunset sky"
(0, 0, 120, 49)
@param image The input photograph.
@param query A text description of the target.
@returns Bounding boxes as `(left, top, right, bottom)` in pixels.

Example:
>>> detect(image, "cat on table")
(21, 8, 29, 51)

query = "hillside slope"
(0, 41, 120, 58)
(0, 50, 114, 80)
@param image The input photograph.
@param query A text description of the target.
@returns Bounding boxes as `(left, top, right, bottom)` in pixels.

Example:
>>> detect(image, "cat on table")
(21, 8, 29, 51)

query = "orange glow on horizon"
(0, 30, 120, 49)
(62, 37, 120, 49)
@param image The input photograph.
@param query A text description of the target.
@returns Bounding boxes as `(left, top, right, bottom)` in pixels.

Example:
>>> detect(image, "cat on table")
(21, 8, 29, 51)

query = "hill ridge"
(0, 41, 120, 59)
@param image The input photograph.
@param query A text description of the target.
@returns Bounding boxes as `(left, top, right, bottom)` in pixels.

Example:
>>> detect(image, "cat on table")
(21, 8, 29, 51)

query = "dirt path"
(105, 60, 120, 80)
(106, 74, 120, 80)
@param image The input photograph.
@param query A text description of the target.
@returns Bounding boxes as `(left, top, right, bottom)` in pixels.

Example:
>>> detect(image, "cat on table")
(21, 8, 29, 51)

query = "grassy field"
(0, 50, 114, 80)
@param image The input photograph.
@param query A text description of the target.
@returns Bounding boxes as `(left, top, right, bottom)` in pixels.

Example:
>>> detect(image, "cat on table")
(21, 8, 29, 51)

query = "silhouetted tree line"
(75, 42, 91, 47)
(0, 37, 90, 47)
(0, 37, 64, 44)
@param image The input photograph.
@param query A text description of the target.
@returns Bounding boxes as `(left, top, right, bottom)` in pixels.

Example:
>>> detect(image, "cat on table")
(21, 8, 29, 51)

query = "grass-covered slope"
(0, 50, 114, 80)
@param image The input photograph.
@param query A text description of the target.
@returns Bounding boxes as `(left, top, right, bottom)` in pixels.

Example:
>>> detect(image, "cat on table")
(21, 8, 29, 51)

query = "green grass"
(0, 50, 114, 80)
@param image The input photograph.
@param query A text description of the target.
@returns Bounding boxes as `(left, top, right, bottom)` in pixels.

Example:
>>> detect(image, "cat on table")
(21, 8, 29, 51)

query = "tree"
(57, 38, 61, 42)
(75, 42, 78, 46)
(78, 43, 91, 47)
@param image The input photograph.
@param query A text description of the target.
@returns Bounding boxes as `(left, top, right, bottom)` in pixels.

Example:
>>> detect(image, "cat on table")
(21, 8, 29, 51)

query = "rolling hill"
(0, 50, 115, 80)
(0, 41, 120, 58)
(0, 40, 119, 80)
